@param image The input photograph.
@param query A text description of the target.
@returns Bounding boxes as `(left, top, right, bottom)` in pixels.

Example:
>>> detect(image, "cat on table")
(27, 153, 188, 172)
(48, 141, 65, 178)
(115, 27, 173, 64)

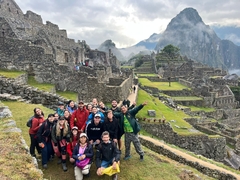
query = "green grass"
(139, 78, 189, 90)
(172, 96, 203, 101)
(28, 76, 55, 92)
(56, 91, 78, 101)
(189, 106, 215, 112)
(0, 69, 25, 78)
(136, 89, 201, 135)
(1, 101, 216, 180)
(137, 73, 158, 77)
(121, 66, 133, 69)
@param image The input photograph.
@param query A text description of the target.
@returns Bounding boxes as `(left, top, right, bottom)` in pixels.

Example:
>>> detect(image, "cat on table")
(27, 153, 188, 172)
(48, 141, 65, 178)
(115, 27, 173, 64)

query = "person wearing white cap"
(67, 126, 79, 164)
(86, 113, 104, 147)
(72, 133, 93, 180)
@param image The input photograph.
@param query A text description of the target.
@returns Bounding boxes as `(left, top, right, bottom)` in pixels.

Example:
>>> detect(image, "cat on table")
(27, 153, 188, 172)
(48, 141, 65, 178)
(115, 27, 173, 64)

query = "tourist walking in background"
(114, 102, 147, 161)
(133, 86, 136, 93)
(72, 133, 93, 180)
(51, 116, 71, 171)
(70, 100, 89, 133)
(29, 107, 45, 157)
(37, 114, 55, 169)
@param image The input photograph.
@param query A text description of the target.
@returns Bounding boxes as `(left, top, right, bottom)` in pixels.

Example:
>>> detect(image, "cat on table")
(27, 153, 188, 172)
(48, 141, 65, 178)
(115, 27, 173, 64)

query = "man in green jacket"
(114, 101, 147, 161)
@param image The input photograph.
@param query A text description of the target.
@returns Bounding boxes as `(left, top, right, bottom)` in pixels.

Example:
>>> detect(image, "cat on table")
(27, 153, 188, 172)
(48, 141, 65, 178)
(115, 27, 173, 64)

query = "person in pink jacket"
(70, 100, 89, 133)
(29, 107, 45, 157)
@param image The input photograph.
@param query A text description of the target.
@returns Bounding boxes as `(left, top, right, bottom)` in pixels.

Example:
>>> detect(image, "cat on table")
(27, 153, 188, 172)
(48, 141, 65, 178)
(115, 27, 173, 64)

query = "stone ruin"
(0, 0, 132, 102)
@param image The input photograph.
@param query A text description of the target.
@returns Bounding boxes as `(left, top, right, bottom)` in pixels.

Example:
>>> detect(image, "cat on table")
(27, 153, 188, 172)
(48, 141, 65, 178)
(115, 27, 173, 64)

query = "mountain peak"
(166, 7, 203, 31)
(100, 39, 116, 48)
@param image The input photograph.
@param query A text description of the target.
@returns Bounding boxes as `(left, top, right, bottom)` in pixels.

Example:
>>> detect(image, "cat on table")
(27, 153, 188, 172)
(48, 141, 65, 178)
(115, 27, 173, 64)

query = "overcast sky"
(15, 0, 240, 48)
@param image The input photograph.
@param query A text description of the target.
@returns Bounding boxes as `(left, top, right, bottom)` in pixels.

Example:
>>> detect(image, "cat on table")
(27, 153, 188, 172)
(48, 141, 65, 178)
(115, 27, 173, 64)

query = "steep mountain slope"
(98, 39, 125, 61)
(155, 8, 240, 69)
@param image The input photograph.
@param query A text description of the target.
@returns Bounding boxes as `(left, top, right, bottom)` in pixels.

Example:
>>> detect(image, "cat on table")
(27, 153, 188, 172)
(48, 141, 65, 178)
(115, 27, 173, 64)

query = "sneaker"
(43, 164, 47, 169)
(62, 163, 68, 171)
(140, 155, 144, 161)
(112, 174, 118, 180)
(124, 155, 131, 160)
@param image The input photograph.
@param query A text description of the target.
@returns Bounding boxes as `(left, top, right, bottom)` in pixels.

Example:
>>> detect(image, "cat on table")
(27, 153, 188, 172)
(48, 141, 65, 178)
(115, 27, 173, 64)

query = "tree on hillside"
(156, 44, 180, 62)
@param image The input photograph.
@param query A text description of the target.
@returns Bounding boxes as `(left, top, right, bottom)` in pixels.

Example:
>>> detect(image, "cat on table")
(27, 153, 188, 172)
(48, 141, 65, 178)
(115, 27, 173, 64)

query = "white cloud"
(224, 34, 240, 44)
(14, 0, 240, 48)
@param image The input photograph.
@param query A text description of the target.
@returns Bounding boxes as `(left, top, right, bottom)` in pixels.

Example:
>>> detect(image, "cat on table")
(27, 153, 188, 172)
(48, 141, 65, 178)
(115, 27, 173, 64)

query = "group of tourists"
(28, 98, 147, 180)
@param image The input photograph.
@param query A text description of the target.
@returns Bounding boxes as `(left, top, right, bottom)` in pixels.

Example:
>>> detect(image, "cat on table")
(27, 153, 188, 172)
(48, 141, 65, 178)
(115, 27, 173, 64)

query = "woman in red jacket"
(67, 126, 79, 163)
(29, 108, 45, 157)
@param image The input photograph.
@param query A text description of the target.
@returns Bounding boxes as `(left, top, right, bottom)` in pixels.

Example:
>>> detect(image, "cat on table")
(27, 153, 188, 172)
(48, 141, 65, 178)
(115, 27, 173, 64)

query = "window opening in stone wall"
(65, 53, 68, 63)
(17, 10, 19, 14)
(9, 7, 11, 12)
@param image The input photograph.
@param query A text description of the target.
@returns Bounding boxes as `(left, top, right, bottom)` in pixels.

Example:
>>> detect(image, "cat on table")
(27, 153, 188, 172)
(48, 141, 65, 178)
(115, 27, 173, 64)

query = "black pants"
(29, 134, 41, 156)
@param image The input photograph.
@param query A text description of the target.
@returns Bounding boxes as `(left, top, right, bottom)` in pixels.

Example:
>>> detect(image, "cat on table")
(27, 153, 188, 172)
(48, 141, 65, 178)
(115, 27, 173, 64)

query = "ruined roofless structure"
(0, 0, 130, 102)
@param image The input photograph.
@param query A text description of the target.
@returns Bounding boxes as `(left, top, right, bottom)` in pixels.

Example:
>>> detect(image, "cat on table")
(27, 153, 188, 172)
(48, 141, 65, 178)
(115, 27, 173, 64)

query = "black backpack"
(26, 116, 34, 127)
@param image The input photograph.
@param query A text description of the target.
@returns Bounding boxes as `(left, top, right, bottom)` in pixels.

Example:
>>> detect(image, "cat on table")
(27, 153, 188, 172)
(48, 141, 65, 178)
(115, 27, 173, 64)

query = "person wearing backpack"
(51, 116, 71, 171)
(37, 114, 55, 169)
(29, 108, 45, 157)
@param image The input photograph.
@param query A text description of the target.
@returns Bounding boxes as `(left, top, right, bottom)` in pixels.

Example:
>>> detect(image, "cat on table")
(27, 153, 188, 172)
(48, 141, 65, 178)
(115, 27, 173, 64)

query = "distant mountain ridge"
(98, 40, 125, 61)
(155, 7, 240, 69)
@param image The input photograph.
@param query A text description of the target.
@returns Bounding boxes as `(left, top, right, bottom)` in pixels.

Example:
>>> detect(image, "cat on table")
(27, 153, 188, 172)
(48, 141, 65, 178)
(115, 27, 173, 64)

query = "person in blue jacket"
(86, 106, 104, 125)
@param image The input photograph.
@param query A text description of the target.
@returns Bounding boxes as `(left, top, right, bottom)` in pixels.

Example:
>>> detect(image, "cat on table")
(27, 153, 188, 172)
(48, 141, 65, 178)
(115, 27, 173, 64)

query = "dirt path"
(140, 136, 240, 179)
(126, 86, 240, 179)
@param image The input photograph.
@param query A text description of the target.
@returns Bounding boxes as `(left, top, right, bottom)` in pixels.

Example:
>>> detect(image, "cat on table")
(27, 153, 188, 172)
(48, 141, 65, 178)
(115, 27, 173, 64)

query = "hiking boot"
(31, 154, 36, 157)
(57, 158, 62, 164)
(62, 163, 68, 171)
(140, 155, 144, 161)
(112, 174, 118, 180)
(124, 155, 131, 160)
(43, 164, 47, 169)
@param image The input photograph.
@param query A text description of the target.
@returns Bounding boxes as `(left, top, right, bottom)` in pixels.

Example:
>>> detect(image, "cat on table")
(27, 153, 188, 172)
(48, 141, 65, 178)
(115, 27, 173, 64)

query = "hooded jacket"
(70, 107, 89, 131)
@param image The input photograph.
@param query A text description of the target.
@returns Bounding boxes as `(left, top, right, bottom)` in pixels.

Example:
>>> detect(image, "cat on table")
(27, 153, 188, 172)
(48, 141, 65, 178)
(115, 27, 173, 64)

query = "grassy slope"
(1, 101, 216, 180)
(0, 69, 25, 78)
(139, 78, 189, 90)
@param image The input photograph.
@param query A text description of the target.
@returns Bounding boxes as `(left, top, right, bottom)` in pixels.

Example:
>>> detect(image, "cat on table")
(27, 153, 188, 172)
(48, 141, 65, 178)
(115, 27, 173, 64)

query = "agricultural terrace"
(139, 78, 189, 91)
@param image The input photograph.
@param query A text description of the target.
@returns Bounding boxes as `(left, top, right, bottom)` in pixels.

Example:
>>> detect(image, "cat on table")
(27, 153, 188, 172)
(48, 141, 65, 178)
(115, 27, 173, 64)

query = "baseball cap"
(78, 100, 84, 104)
(94, 113, 101, 118)
(79, 133, 88, 139)
(71, 126, 78, 131)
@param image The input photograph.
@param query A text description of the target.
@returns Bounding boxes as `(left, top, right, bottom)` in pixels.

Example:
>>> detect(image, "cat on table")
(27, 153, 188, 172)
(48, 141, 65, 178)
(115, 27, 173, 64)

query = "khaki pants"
(74, 164, 91, 180)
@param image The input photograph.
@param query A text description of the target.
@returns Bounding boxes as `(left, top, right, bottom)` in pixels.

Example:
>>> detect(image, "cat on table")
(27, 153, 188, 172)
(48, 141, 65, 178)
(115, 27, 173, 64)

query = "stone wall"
(108, 78, 124, 86)
(0, 76, 68, 109)
(140, 122, 226, 161)
(140, 137, 237, 180)
(162, 89, 193, 97)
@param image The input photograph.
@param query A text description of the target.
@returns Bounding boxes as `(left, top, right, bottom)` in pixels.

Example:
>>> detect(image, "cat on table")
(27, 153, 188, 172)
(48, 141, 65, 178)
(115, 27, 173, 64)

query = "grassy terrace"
(0, 69, 25, 78)
(139, 78, 189, 91)
(172, 96, 203, 101)
(136, 89, 201, 135)
(137, 73, 158, 77)
(1, 101, 215, 180)
(189, 106, 215, 112)
(28, 76, 55, 92)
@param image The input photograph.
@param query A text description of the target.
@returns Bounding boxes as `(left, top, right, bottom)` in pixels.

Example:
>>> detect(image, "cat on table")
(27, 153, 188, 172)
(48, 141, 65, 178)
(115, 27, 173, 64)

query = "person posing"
(51, 116, 71, 171)
(114, 102, 147, 161)
(70, 100, 89, 133)
(56, 102, 65, 117)
(86, 106, 104, 125)
(63, 110, 71, 125)
(98, 101, 109, 116)
(103, 110, 118, 144)
(67, 126, 79, 164)
(67, 100, 77, 114)
(110, 99, 121, 113)
(37, 114, 55, 169)
(96, 131, 121, 180)
(86, 113, 104, 147)
(91, 98, 99, 108)
(72, 133, 93, 180)
(29, 107, 45, 157)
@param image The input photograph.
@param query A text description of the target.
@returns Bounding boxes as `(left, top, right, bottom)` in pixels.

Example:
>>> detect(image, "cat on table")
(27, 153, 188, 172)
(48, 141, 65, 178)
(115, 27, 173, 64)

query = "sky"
(15, 0, 240, 48)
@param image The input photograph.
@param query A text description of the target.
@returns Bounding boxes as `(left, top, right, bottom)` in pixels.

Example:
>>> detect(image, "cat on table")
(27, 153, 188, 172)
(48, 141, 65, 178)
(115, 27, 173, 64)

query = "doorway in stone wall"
(65, 53, 68, 63)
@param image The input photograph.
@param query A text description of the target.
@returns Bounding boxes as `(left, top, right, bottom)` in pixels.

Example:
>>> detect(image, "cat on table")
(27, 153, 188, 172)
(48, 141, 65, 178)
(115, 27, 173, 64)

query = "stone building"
(0, 0, 129, 102)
